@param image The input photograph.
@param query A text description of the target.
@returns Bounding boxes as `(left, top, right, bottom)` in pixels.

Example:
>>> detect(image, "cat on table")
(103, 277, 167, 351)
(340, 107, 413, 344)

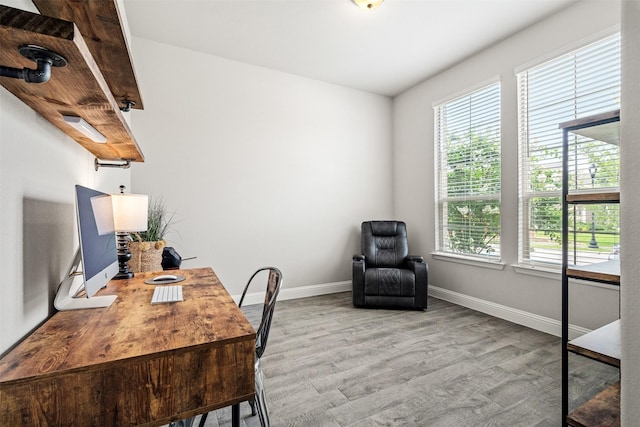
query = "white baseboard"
(235, 280, 589, 339)
(233, 280, 351, 306)
(428, 285, 590, 339)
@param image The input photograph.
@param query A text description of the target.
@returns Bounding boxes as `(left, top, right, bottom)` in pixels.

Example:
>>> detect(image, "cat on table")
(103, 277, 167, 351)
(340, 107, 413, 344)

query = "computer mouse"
(152, 274, 178, 282)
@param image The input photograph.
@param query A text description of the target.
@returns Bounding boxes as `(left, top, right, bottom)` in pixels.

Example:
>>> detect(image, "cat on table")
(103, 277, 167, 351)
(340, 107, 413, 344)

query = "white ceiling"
(122, 0, 578, 97)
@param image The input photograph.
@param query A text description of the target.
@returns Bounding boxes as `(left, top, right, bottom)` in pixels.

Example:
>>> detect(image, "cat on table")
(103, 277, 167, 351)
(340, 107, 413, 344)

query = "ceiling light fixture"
(63, 115, 107, 143)
(352, 0, 383, 10)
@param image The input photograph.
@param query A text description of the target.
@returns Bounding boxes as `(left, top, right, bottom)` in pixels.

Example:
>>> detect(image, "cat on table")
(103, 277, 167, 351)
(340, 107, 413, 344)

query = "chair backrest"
(361, 221, 409, 268)
(238, 267, 283, 359)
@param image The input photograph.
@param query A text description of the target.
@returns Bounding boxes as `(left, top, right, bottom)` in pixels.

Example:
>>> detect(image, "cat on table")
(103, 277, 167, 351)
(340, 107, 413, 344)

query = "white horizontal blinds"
(435, 82, 501, 259)
(567, 203, 620, 266)
(567, 127, 620, 194)
(517, 33, 620, 267)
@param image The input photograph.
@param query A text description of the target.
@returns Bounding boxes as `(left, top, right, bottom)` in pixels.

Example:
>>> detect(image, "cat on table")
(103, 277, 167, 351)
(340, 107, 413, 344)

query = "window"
(434, 82, 501, 260)
(517, 34, 621, 268)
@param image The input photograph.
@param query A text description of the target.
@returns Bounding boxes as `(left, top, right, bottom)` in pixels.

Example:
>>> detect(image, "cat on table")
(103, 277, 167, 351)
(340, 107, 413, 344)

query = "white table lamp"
(111, 186, 148, 279)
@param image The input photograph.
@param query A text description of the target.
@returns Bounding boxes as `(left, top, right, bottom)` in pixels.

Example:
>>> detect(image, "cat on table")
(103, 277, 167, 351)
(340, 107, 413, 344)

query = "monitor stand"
(54, 249, 117, 311)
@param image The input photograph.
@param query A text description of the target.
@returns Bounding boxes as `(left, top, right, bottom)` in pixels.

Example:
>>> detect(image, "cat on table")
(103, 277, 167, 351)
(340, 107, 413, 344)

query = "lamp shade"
(91, 194, 116, 236)
(91, 193, 148, 234)
(111, 193, 149, 232)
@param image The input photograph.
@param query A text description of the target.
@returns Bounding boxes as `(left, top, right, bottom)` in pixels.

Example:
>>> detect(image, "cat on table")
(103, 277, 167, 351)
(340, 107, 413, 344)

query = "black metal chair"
(197, 267, 283, 427)
(352, 221, 428, 309)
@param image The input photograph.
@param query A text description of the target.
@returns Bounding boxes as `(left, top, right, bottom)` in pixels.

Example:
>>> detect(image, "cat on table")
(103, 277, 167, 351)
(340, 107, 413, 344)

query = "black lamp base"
(114, 269, 134, 280)
(114, 231, 134, 280)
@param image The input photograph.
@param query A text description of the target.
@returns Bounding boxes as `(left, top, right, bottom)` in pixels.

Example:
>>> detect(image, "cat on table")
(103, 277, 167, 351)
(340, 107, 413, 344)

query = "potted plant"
(128, 197, 175, 273)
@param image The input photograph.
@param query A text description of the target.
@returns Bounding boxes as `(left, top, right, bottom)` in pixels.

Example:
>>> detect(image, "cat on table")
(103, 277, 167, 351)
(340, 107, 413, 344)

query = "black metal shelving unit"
(560, 110, 621, 426)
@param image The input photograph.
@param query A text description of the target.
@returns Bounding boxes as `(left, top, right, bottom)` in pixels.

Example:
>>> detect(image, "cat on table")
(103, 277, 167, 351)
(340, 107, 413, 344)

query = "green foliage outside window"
(528, 140, 620, 247)
(445, 132, 501, 255)
(447, 200, 500, 254)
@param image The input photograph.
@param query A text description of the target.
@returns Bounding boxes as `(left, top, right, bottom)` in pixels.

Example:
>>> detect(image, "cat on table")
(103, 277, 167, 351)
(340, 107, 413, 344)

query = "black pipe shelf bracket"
(0, 44, 67, 83)
(119, 99, 136, 112)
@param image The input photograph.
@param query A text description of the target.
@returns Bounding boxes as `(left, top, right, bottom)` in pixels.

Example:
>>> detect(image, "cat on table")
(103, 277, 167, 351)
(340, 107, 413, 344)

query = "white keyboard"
(151, 285, 183, 304)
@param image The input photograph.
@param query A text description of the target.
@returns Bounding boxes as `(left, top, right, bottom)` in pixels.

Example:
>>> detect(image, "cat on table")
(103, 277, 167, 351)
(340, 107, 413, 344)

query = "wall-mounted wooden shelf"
(0, 5, 143, 162)
(33, 0, 144, 111)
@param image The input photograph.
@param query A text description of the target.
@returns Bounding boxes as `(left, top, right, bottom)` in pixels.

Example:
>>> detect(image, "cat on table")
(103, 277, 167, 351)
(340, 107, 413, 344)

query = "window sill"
(512, 263, 560, 280)
(431, 252, 505, 270)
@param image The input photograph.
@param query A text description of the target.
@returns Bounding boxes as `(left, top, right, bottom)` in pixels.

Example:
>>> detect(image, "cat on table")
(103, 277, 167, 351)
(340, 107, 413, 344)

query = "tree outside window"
(517, 33, 620, 267)
(435, 82, 501, 259)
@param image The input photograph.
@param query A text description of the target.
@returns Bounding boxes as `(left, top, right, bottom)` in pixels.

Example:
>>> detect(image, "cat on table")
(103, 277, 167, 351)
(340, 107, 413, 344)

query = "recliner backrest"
(361, 221, 409, 268)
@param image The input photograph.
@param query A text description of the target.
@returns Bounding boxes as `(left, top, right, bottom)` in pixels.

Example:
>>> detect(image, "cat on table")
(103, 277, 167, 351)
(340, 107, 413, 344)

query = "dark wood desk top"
(0, 267, 256, 425)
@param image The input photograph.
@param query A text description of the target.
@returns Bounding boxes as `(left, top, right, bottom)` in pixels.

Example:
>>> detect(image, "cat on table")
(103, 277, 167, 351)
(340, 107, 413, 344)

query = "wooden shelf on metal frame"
(566, 259, 620, 285)
(560, 109, 621, 427)
(568, 319, 620, 367)
(567, 381, 620, 427)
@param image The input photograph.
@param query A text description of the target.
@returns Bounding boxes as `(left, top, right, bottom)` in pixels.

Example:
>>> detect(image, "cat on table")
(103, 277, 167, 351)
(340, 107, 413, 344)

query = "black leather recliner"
(352, 221, 428, 310)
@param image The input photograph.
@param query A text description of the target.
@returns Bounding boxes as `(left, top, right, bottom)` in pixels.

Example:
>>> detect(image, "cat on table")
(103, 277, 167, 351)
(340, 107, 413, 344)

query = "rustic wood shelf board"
(566, 192, 620, 203)
(568, 320, 621, 367)
(566, 269, 620, 284)
(33, 0, 144, 111)
(0, 5, 143, 161)
(567, 260, 620, 284)
(567, 381, 620, 427)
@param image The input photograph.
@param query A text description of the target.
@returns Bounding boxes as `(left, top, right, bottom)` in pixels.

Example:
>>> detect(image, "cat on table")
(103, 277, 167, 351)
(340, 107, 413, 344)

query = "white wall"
(129, 38, 393, 295)
(394, 0, 621, 331)
(0, 0, 133, 354)
(621, 0, 640, 424)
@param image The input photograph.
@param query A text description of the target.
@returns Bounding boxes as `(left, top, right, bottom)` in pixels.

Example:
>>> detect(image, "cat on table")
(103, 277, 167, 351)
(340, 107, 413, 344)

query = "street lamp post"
(588, 163, 599, 249)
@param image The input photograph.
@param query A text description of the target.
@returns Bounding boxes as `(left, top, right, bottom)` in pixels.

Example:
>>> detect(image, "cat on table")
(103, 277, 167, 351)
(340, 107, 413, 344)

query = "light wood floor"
(191, 293, 619, 426)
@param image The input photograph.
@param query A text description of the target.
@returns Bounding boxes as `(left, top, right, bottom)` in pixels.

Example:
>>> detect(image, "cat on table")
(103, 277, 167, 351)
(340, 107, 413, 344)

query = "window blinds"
(517, 33, 621, 267)
(435, 82, 501, 259)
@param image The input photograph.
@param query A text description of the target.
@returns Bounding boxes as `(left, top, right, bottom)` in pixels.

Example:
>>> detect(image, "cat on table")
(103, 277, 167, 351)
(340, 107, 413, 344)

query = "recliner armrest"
(406, 255, 424, 263)
(352, 254, 366, 307)
(406, 256, 428, 309)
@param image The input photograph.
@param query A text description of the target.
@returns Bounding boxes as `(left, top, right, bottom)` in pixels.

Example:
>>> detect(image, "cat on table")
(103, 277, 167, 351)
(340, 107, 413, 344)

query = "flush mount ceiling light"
(63, 115, 107, 143)
(352, 0, 383, 10)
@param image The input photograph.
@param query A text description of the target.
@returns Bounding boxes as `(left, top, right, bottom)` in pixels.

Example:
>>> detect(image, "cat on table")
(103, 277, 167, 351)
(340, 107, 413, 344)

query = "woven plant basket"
(128, 240, 166, 273)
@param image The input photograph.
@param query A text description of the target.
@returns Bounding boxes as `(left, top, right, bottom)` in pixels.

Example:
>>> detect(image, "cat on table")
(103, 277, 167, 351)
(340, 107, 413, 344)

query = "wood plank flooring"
(181, 293, 619, 426)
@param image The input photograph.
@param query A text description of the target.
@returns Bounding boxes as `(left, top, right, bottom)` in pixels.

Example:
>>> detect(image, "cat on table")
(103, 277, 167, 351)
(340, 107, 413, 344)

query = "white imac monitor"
(54, 185, 119, 310)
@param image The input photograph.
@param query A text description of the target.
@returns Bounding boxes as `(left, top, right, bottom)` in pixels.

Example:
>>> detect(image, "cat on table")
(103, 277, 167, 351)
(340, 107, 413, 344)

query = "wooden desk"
(0, 267, 255, 426)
